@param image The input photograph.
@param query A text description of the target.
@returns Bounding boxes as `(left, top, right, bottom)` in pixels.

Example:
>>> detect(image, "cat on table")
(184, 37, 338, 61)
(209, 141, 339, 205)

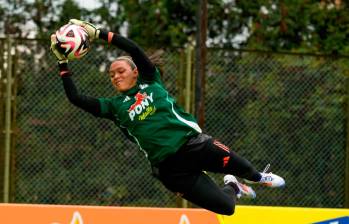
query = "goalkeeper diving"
(50, 19, 285, 215)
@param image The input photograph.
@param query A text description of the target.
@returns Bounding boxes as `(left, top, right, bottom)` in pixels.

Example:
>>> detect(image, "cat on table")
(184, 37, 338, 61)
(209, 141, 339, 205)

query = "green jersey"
(98, 69, 202, 165)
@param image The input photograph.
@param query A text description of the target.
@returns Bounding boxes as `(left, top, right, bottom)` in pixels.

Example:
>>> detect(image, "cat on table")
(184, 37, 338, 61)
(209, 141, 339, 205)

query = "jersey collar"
(121, 84, 140, 96)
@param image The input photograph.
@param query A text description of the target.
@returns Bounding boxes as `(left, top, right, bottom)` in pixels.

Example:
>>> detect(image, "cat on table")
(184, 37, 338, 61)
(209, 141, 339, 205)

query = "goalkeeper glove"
(50, 34, 68, 64)
(50, 34, 70, 76)
(69, 19, 100, 41)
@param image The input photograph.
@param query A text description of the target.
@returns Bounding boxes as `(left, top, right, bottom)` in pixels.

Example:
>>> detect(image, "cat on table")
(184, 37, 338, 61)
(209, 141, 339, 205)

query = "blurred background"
(0, 0, 348, 209)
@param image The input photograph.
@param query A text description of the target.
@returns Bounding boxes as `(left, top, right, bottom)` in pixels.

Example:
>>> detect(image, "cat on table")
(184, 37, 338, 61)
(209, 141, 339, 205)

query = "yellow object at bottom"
(217, 205, 349, 224)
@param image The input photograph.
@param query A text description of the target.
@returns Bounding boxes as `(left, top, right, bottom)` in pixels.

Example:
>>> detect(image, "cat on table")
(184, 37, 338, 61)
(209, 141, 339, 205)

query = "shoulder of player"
(138, 67, 162, 83)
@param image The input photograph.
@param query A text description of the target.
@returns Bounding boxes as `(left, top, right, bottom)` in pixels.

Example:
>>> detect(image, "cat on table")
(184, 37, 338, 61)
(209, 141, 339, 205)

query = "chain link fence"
(0, 38, 348, 208)
(204, 50, 348, 208)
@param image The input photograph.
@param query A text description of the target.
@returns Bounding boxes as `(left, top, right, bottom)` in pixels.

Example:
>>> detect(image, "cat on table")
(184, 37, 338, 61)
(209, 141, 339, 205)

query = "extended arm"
(69, 19, 156, 80)
(101, 30, 155, 76)
(59, 64, 101, 117)
(50, 34, 101, 117)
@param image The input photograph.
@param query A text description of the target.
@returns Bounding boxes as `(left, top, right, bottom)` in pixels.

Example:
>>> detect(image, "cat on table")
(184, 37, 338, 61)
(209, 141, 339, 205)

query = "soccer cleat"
(224, 174, 256, 199)
(245, 164, 286, 188)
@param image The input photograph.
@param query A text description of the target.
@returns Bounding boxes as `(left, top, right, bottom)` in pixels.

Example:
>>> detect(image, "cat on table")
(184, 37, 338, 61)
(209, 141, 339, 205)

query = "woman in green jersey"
(50, 19, 285, 216)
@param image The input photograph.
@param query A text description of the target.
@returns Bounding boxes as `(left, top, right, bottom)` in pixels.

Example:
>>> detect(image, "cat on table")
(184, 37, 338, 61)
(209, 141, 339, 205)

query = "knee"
(221, 206, 235, 216)
(219, 201, 235, 216)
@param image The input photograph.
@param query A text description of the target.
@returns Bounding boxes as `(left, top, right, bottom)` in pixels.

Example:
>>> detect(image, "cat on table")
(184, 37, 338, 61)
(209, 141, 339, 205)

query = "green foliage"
(1, 1, 349, 54)
(89, 0, 124, 32)
(205, 51, 346, 207)
(116, 0, 193, 48)
(58, 0, 83, 26)
(241, 1, 349, 54)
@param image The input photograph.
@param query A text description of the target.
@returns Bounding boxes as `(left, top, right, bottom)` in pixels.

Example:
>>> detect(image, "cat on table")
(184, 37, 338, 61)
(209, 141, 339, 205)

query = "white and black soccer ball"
(55, 24, 90, 60)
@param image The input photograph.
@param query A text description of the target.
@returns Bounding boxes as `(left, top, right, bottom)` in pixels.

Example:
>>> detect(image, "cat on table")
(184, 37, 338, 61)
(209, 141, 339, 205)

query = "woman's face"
(109, 60, 138, 92)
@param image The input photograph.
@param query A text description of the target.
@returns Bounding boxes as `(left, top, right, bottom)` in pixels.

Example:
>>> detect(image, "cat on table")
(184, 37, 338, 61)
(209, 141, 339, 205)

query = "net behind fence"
(1, 39, 347, 208)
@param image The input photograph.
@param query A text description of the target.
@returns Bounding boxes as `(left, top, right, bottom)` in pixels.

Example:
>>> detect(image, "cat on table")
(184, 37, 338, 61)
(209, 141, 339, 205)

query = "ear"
(132, 68, 139, 78)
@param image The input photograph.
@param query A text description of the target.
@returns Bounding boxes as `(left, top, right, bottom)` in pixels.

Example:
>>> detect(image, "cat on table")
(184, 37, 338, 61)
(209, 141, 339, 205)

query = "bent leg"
(225, 150, 261, 181)
(182, 172, 238, 216)
(201, 139, 262, 182)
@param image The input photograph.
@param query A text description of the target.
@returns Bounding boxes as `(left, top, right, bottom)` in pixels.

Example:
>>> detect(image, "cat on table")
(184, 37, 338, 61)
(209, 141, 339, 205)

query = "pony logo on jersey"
(128, 92, 154, 121)
(128, 92, 147, 112)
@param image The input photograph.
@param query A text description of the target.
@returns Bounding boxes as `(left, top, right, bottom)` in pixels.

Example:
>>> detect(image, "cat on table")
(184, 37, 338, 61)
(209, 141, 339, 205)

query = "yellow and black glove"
(50, 34, 68, 64)
(69, 19, 100, 42)
(50, 34, 70, 77)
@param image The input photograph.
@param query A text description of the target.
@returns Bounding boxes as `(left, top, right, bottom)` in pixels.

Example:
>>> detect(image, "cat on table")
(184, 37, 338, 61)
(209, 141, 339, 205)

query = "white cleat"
(245, 164, 286, 188)
(224, 174, 256, 199)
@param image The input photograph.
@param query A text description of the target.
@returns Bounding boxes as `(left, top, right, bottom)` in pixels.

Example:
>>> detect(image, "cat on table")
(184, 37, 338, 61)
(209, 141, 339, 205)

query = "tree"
(238, 0, 349, 54)
(0, 0, 28, 37)
(2, 1, 349, 54)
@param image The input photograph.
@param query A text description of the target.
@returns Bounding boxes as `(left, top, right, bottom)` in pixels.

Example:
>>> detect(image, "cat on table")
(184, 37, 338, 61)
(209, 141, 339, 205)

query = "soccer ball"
(55, 24, 90, 60)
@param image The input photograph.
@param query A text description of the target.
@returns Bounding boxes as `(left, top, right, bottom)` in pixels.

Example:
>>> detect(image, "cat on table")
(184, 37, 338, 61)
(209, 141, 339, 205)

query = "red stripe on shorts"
(213, 140, 230, 153)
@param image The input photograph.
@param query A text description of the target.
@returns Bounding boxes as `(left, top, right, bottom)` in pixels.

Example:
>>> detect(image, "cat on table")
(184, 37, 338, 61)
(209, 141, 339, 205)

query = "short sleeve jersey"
(98, 68, 202, 165)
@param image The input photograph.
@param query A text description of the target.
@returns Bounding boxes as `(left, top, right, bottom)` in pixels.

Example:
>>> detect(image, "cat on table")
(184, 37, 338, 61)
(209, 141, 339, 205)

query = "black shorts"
(152, 133, 232, 194)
